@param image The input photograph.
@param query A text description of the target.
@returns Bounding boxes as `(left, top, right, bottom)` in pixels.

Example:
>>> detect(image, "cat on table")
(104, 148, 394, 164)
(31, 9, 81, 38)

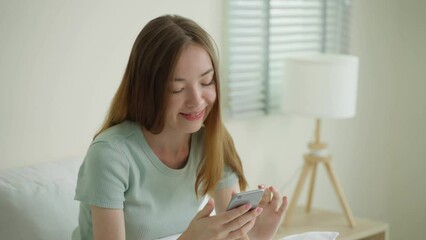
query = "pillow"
(0, 158, 82, 240)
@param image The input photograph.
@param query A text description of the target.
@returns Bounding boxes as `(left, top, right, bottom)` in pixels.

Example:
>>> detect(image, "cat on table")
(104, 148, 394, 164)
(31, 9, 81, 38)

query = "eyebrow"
(174, 68, 214, 82)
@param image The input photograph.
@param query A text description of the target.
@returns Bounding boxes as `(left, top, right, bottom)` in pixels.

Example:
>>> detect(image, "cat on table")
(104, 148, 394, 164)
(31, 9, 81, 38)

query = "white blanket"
(156, 231, 339, 240)
(280, 231, 339, 240)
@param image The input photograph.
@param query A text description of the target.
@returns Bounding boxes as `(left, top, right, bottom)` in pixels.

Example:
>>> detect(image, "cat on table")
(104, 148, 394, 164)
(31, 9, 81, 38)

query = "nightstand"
(275, 207, 389, 240)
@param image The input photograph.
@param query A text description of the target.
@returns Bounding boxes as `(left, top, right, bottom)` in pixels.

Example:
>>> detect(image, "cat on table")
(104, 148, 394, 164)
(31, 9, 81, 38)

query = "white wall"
(226, 1, 426, 238)
(318, 0, 426, 238)
(230, 1, 426, 238)
(0, 0, 223, 169)
(1, 0, 425, 239)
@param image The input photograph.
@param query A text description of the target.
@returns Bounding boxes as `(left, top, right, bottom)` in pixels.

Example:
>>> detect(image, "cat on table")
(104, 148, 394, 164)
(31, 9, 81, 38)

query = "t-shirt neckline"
(134, 123, 195, 176)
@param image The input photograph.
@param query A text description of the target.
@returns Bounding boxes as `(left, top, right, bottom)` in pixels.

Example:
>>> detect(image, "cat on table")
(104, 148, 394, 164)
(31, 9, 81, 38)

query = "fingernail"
(257, 207, 263, 214)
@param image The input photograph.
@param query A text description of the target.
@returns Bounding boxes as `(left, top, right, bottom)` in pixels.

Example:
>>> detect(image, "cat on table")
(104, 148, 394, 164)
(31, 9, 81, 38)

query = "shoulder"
(83, 121, 141, 169)
(94, 121, 140, 144)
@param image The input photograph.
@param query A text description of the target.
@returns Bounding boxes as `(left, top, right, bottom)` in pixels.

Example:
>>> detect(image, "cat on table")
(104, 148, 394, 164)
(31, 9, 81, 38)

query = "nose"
(185, 86, 204, 109)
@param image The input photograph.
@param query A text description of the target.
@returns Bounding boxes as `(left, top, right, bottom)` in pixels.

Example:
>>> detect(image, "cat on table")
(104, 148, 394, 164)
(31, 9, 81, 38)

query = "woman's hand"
(179, 198, 263, 240)
(248, 185, 288, 240)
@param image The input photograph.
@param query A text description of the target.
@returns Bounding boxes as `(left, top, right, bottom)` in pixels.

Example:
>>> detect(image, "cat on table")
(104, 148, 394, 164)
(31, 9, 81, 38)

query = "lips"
(180, 109, 205, 121)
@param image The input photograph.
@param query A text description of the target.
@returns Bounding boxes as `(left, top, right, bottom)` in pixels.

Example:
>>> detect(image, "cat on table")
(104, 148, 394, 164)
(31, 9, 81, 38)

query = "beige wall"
(0, 0, 224, 169)
(1, 0, 425, 238)
(320, 0, 426, 238)
(230, 1, 426, 238)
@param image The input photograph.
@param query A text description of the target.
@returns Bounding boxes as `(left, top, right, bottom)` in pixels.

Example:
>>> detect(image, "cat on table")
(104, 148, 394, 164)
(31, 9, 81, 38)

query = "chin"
(182, 123, 204, 134)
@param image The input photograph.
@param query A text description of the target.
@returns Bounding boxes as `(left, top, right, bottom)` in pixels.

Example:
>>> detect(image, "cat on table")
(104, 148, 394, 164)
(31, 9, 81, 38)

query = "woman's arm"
(91, 206, 125, 240)
(211, 183, 240, 213)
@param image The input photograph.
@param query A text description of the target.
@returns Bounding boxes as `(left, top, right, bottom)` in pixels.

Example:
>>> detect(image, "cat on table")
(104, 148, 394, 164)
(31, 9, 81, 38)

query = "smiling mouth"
(180, 109, 205, 121)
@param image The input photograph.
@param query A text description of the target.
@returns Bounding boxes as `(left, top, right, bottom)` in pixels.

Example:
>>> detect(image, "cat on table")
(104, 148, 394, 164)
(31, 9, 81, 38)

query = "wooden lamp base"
(283, 119, 356, 228)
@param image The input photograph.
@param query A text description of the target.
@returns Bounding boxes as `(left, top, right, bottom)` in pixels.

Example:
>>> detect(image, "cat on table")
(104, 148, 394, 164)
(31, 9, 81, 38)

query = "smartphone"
(226, 189, 264, 211)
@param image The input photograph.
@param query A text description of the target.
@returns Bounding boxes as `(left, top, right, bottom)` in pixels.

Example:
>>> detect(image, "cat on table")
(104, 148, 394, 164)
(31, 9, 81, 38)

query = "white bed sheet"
(156, 231, 339, 240)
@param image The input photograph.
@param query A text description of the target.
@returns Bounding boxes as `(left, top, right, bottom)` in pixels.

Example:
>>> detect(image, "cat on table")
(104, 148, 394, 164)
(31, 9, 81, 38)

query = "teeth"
(188, 111, 202, 116)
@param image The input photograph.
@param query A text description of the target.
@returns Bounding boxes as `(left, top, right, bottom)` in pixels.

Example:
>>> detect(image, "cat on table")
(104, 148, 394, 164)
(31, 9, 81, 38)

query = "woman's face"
(164, 43, 217, 135)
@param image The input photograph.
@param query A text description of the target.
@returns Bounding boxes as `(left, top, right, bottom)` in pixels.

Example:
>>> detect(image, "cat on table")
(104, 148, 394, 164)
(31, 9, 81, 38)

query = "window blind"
(226, 0, 352, 117)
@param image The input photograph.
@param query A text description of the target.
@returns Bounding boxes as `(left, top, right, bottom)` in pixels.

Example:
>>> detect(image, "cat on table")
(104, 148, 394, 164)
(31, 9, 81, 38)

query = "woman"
(72, 15, 287, 240)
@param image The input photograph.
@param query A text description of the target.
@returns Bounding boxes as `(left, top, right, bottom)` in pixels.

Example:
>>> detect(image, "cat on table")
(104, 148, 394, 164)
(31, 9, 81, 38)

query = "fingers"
(257, 185, 288, 213)
(269, 186, 281, 209)
(195, 198, 215, 219)
(227, 218, 256, 240)
(260, 186, 271, 205)
(223, 203, 252, 223)
(187, 198, 268, 240)
(224, 206, 263, 233)
(278, 196, 288, 216)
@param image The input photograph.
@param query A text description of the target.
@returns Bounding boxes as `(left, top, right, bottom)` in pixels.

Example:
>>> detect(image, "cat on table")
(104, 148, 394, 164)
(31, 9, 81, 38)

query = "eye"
(170, 82, 185, 94)
(172, 88, 184, 94)
(201, 78, 215, 87)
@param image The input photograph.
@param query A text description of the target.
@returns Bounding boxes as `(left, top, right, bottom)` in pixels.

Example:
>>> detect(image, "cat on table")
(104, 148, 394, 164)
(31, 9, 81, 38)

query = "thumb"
(196, 198, 215, 219)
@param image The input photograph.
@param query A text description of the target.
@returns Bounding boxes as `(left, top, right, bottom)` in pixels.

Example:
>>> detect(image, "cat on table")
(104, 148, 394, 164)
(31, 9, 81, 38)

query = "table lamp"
(281, 54, 359, 227)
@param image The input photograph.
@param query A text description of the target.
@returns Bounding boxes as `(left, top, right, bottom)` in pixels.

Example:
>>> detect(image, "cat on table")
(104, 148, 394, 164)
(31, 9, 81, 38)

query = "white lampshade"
(282, 54, 359, 119)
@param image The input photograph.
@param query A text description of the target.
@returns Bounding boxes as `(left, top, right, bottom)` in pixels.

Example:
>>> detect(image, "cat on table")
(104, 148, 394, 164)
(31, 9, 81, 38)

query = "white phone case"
(226, 189, 264, 210)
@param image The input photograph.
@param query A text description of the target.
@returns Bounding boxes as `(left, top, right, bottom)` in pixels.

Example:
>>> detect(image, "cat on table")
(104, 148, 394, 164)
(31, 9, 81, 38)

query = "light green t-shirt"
(72, 121, 238, 240)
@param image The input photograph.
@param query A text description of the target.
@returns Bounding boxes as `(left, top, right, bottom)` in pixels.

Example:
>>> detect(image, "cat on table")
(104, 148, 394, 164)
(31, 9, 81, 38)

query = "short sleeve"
(215, 165, 238, 190)
(74, 141, 129, 209)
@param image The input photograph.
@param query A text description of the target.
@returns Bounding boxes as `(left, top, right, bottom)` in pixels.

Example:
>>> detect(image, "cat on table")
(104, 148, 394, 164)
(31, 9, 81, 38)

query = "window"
(225, 0, 352, 117)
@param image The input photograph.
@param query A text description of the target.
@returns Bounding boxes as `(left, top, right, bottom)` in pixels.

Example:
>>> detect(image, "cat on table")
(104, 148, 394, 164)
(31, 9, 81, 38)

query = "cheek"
(166, 98, 181, 114)
(206, 88, 217, 104)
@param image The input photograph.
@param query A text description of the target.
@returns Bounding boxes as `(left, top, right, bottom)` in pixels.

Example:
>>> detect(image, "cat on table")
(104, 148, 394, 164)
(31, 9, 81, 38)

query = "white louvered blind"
(226, 0, 352, 117)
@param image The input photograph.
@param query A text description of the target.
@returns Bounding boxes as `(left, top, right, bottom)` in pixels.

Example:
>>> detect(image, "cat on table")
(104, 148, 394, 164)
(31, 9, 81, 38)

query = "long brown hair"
(96, 15, 247, 196)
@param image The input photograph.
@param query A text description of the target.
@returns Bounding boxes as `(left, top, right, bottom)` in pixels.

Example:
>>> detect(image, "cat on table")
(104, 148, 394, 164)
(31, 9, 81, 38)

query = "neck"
(142, 127, 191, 169)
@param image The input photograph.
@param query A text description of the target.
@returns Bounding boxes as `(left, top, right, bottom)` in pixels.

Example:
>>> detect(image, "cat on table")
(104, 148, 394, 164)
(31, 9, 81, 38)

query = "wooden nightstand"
(275, 207, 389, 240)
